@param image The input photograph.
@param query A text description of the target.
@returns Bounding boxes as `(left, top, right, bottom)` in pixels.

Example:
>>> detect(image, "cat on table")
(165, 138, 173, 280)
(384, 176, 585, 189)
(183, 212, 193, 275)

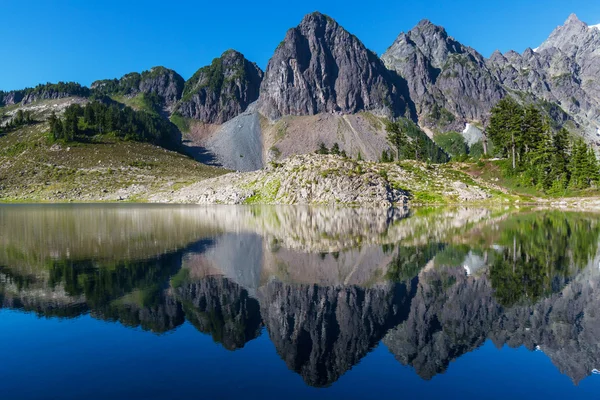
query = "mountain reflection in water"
(1, 204, 600, 390)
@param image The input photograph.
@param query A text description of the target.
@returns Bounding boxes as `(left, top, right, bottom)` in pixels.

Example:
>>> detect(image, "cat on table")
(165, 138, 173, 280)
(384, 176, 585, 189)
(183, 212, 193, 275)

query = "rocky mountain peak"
(383, 19, 504, 130)
(176, 49, 263, 124)
(402, 19, 467, 69)
(258, 12, 407, 120)
(537, 13, 598, 56)
(565, 13, 586, 27)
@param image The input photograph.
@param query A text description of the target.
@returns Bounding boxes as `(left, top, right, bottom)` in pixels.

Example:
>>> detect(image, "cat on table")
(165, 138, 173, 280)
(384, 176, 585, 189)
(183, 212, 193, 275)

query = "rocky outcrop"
(150, 153, 493, 206)
(20, 82, 90, 105)
(151, 154, 412, 207)
(91, 67, 185, 111)
(176, 50, 263, 124)
(382, 20, 505, 131)
(0, 90, 24, 106)
(258, 12, 409, 120)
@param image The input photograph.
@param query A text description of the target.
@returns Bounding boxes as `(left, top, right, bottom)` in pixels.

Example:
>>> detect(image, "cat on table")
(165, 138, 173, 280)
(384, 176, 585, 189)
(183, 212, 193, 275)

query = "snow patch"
(589, 24, 600, 30)
(533, 47, 539, 52)
(462, 123, 484, 147)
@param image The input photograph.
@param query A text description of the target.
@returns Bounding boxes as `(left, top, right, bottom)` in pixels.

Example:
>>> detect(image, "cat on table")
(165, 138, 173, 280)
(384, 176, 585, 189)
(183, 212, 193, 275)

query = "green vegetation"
(433, 131, 468, 160)
(22, 81, 90, 99)
(385, 119, 449, 163)
(489, 212, 600, 307)
(244, 178, 281, 204)
(427, 103, 456, 126)
(49, 101, 180, 149)
(170, 112, 191, 133)
(181, 51, 247, 104)
(315, 142, 347, 158)
(0, 115, 224, 202)
(386, 243, 446, 282)
(487, 97, 599, 193)
(0, 110, 35, 134)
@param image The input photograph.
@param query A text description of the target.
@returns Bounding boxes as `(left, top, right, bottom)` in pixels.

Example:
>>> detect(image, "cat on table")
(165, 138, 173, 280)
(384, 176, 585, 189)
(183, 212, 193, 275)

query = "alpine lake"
(2, 204, 600, 399)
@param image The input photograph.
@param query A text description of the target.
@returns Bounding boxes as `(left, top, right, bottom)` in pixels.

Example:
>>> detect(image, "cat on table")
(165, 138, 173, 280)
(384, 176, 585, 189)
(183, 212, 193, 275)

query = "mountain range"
(1, 12, 599, 171)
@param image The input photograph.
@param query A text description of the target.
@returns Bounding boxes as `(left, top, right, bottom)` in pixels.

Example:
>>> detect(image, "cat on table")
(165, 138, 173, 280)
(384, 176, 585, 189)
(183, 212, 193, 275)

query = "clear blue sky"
(1, 0, 599, 91)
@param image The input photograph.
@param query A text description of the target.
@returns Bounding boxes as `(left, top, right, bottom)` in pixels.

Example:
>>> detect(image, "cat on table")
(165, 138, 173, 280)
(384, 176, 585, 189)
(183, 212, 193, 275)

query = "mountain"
(381, 14, 599, 142)
(2, 11, 599, 172)
(176, 49, 263, 124)
(0, 82, 90, 107)
(91, 66, 185, 112)
(382, 19, 505, 132)
(258, 12, 410, 120)
(486, 14, 600, 142)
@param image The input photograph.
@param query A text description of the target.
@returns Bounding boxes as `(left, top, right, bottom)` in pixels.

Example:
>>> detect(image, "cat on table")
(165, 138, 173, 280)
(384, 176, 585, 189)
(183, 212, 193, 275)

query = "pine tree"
(488, 98, 524, 170)
(569, 139, 591, 189)
(316, 142, 329, 155)
(386, 121, 407, 160)
(586, 147, 599, 187)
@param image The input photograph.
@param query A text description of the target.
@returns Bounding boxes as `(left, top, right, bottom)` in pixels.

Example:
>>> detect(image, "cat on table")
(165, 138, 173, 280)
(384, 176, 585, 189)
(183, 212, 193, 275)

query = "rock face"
(176, 50, 263, 124)
(0, 91, 24, 106)
(486, 14, 600, 142)
(382, 15, 600, 143)
(382, 20, 505, 131)
(258, 12, 409, 120)
(91, 67, 185, 111)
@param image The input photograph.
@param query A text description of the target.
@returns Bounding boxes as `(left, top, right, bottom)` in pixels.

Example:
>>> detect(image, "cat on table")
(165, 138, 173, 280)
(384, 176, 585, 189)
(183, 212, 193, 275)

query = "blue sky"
(1, 0, 599, 91)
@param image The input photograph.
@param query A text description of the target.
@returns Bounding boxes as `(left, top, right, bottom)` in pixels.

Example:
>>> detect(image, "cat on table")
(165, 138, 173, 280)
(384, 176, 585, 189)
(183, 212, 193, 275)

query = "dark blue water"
(1, 205, 600, 399)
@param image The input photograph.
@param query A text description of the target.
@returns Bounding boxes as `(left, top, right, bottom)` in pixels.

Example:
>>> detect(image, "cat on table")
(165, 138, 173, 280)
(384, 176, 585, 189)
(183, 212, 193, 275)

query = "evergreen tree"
(488, 97, 524, 170)
(386, 120, 408, 160)
(316, 142, 329, 155)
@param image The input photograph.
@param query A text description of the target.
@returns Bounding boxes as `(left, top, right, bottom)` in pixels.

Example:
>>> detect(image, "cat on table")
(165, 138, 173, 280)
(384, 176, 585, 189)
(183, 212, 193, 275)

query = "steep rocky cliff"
(381, 14, 599, 142)
(382, 20, 505, 131)
(0, 90, 24, 106)
(486, 14, 600, 142)
(258, 12, 409, 120)
(176, 50, 263, 124)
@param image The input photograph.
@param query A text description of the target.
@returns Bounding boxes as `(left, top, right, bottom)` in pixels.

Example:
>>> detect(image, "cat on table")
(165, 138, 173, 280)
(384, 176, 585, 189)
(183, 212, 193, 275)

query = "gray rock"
(258, 12, 409, 120)
(382, 19, 505, 131)
(487, 14, 600, 142)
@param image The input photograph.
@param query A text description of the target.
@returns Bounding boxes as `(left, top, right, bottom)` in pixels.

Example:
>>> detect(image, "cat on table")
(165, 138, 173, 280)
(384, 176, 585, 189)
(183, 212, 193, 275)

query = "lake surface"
(1, 204, 600, 399)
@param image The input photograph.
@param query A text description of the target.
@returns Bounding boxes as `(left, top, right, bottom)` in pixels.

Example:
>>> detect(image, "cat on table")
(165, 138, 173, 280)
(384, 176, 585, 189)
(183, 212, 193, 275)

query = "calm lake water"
(2, 204, 600, 399)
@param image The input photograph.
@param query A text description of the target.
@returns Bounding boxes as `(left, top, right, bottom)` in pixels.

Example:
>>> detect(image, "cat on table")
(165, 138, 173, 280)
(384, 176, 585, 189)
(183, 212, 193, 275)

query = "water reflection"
(1, 205, 600, 387)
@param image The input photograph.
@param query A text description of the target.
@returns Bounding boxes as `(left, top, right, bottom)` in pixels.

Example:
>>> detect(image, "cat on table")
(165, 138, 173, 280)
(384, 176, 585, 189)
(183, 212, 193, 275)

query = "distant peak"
(566, 13, 581, 24)
(489, 49, 505, 60)
(301, 11, 336, 25)
(563, 13, 587, 28)
(411, 18, 447, 36)
(221, 49, 243, 58)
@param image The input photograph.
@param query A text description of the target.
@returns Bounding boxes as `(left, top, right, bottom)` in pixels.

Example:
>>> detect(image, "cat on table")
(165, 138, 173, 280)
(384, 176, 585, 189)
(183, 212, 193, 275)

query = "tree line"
(487, 97, 598, 192)
(385, 119, 449, 163)
(0, 110, 35, 134)
(49, 101, 180, 149)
